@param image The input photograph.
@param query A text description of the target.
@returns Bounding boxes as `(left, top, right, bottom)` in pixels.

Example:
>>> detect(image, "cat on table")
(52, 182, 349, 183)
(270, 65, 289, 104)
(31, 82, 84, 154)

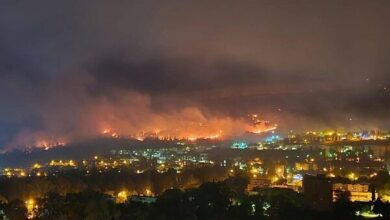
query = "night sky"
(1, 0, 390, 149)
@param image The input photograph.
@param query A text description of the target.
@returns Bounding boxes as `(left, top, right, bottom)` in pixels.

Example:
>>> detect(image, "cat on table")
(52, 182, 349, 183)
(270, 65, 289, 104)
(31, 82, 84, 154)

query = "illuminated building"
(1, 168, 27, 178)
(295, 162, 318, 171)
(333, 183, 376, 202)
(49, 160, 76, 167)
(246, 177, 271, 191)
(274, 164, 285, 178)
(129, 196, 157, 204)
(264, 135, 281, 143)
(231, 141, 248, 149)
(289, 174, 303, 188)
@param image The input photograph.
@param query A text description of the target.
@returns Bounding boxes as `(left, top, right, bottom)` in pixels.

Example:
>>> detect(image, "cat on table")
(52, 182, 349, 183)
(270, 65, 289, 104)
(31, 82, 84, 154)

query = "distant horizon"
(2, 126, 390, 151)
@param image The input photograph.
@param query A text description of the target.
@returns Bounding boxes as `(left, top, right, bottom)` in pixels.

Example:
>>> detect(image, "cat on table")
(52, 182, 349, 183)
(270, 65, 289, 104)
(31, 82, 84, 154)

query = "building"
(231, 141, 248, 149)
(303, 174, 333, 211)
(246, 177, 271, 191)
(295, 162, 318, 171)
(333, 183, 376, 202)
(129, 196, 157, 204)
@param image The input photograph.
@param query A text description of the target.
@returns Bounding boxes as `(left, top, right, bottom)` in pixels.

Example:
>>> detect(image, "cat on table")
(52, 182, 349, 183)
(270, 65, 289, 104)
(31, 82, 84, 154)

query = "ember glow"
(5, 130, 67, 151)
(4, 103, 278, 149)
(247, 114, 278, 134)
(99, 112, 276, 141)
(33, 139, 66, 151)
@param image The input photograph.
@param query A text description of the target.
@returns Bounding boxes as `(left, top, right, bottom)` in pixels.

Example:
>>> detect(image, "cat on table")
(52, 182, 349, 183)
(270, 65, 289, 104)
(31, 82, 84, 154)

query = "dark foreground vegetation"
(1, 168, 390, 219)
(1, 181, 390, 219)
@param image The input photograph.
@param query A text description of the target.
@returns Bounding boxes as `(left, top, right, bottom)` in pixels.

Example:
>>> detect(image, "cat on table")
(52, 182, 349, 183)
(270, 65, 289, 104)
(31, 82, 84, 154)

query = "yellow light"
(117, 191, 128, 203)
(25, 199, 36, 219)
(188, 136, 197, 141)
(94, 156, 98, 160)
(145, 189, 152, 196)
(26, 199, 34, 206)
(250, 168, 258, 174)
(348, 173, 357, 181)
(36, 172, 41, 177)
(32, 163, 41, 169)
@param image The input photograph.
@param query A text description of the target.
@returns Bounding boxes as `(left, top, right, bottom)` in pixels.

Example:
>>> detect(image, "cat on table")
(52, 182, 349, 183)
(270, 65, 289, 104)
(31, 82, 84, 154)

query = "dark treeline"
(2, 179, 388, 220)
(2, 168, 390, 219)
(0, 166, 229, 202)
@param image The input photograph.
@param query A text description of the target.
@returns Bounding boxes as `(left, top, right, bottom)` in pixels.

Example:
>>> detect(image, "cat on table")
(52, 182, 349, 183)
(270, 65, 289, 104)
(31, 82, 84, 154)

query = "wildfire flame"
(4, 105, 277, 151)
(246, 114, 278, 134)
(33, 139, 66, 150)
(98, 113, 276, 141)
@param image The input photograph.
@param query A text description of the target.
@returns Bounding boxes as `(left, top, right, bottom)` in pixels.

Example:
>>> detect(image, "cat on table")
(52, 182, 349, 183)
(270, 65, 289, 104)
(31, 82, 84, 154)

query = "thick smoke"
(1, 0, 390, 149)
(3, 71, 254, 150)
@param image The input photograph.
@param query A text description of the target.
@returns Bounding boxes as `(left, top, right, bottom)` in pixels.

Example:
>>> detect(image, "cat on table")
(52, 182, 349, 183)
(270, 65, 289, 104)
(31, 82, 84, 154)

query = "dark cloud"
(1, 0, 390, 148)
(90, 58, 271, 94)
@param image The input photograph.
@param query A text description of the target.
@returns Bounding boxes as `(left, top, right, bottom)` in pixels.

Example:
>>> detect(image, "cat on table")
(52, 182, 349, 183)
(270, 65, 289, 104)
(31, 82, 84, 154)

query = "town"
(1, 129, 390, 218)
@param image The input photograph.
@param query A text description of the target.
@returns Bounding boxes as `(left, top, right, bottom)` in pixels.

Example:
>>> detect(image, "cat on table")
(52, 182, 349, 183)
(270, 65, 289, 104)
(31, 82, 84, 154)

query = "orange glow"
(246, 114, 278, 134)
(111, 132, 118, 138)
(101, 128, 119, 138)
(34, 139, 66, 150)
(26, 199, 37, 219)
(6, 104, 277, 151)
(145, 189, 153, 196)
(188, 136, 197, 141)
(116, 191, 128, 203)
(102, 124, 226, 141)
(96, 113, 277, 142)
(94, 109, 278, 142)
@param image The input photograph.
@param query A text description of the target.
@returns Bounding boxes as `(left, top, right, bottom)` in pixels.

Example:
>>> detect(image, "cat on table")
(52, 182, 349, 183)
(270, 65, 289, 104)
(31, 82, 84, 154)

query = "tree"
(224, 176, 249, 199)
(373, 198, 390, 219)
(189, 182, 230, 219)
(149, 189, 196, 220)
(333, 190, 356, 219)
(1, 200, 27, 220)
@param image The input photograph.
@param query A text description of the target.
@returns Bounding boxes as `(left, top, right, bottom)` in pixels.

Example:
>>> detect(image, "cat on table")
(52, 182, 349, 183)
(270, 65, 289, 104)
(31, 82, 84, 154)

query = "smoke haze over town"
(1, 0, 390, 149)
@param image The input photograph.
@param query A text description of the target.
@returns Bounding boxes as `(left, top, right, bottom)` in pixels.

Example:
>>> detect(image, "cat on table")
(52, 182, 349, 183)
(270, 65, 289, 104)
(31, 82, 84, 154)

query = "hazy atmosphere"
(1, 0, 390, 149)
